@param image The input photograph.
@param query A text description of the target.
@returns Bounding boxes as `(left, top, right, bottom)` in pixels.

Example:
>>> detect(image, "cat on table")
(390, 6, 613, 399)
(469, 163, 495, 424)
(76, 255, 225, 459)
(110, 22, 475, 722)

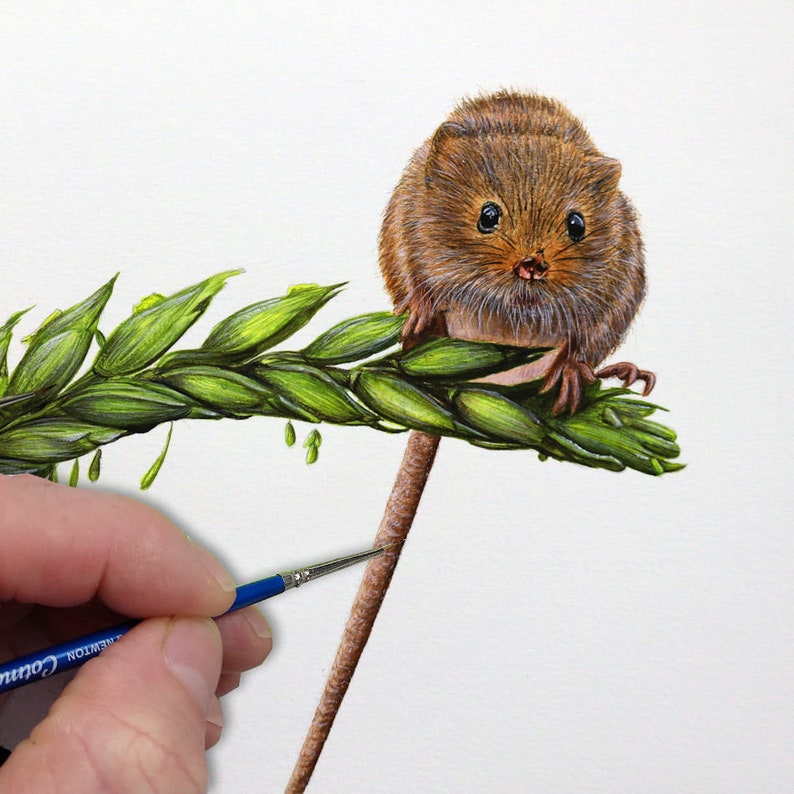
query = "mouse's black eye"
(477, 202, 502, 234)
(566, 211, 586, 242)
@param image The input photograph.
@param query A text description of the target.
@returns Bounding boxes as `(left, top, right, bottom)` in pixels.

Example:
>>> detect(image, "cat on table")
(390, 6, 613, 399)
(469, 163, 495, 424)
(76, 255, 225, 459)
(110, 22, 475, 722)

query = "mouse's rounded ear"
(586, 155, 622, 194)
(424, 122, 467, 187)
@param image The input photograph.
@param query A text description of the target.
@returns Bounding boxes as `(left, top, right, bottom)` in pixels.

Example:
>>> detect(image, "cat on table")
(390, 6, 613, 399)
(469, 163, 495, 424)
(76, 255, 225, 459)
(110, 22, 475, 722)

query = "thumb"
(0, 616, 223, 794)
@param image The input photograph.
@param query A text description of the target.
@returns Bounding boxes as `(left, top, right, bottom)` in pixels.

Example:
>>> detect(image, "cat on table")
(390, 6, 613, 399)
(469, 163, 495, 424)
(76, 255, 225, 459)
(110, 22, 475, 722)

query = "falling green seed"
(88, 448, 102, 481)
(302, 428, 322, 465)
(140, 423, 173, 490)
(304, 428, 322, 449)
(285, 420, 296, 447)
(68, 458, 79, 487)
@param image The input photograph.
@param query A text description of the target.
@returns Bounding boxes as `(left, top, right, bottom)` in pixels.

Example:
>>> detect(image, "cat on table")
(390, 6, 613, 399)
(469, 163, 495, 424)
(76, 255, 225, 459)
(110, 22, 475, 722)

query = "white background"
(1, 3, 792, 792)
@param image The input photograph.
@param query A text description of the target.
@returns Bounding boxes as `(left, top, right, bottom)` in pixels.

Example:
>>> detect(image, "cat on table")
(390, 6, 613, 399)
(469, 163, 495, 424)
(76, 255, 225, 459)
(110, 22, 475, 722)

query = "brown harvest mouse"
(379, 90, 655, 414)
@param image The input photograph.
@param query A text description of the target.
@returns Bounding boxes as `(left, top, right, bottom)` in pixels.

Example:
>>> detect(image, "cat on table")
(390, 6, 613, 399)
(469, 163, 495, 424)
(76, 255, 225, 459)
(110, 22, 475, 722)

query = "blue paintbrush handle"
(0, 574, 286, 695)
(0, 620, 139, 694)
(230, 574, 285, 610)
(0, 544, 385, 696)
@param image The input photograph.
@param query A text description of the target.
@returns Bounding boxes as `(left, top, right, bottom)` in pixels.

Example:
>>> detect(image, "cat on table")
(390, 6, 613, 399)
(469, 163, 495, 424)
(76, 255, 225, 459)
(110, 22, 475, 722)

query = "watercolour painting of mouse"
(380, 90, 655, 414)
(288, 90, 663, 791)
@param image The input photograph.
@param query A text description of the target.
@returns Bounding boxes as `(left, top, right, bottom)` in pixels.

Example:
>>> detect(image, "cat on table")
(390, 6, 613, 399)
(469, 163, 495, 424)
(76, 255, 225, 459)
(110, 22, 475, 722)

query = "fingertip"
(240, 606, 273, 643)
(163, 616, 224, 714)
(215, 607, 273, 675)
(216, 671, 241, 697)
(205, 696, 224, 749)
(187, 541, 237, 614)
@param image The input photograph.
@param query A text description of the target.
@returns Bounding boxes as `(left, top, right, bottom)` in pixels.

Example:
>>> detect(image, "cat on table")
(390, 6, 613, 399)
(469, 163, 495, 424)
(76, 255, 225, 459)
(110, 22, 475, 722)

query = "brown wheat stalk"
(287, 430, 440, 792)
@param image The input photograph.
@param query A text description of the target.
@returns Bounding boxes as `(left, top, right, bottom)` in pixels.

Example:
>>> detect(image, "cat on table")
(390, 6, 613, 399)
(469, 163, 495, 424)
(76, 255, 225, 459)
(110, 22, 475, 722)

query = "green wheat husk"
(0, 272, 684, 481)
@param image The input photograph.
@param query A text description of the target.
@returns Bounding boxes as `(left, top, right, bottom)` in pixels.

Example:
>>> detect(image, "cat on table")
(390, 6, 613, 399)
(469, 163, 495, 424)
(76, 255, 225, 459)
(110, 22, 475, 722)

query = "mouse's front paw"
(541, 358, 596, 415)
(395, 293, 440, 347)
(595, 362, 656, 395)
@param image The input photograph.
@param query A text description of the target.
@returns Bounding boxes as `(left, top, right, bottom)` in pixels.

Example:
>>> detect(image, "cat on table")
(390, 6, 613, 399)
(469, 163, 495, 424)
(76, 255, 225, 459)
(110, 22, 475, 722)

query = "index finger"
(0, 475, 235, 618)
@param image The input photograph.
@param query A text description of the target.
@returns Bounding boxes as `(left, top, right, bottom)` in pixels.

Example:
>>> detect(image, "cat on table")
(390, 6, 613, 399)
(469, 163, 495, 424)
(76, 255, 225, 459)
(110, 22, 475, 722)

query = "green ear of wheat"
(0, 271, 683, 485)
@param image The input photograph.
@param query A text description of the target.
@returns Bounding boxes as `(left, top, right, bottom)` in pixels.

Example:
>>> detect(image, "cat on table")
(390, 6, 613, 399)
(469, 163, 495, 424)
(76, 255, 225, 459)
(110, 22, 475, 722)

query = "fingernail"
(205, 696, 224, 750)
(190, 542, 236, 595)
(206, 696, 224, 731)
(164, 617, 221, 713)
(244, 607, 273, 641)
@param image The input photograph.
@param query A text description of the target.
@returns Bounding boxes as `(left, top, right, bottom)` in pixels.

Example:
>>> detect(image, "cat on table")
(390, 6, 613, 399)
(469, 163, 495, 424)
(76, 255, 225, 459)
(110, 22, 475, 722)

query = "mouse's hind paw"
(595, 362, 656, 395)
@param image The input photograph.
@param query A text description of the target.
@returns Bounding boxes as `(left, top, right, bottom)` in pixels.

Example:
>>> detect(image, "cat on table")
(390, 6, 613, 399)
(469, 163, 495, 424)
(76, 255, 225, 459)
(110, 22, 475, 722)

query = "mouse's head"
(412, 92, 639, 338)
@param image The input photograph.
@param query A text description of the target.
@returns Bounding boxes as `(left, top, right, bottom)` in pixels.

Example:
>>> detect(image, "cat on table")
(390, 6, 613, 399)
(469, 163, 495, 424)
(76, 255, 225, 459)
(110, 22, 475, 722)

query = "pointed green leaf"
(156, 365, 277, 415)
(543, 430, 626, 471)
(191, 282, 344, 364)
(0, 307, 33, 391)
(395, 338, 549, 380)
(302, 312, 405, 364)
(621, 416, 678, 442)
(559, 420, 664, 475)
(61, 379, 192, 430)
(94, 270, 240, 376)
(353, 370, 457, 434)
(0, 419, 125, 463)
(21, 309, 60, 344)
(8, 277, 116, 394)
(69, 458, 79, 487)
(257, 363, 374, 424)
(454, 387, 545, 445)
(140, 423, 173, 490)
(88, 448, 102, 482)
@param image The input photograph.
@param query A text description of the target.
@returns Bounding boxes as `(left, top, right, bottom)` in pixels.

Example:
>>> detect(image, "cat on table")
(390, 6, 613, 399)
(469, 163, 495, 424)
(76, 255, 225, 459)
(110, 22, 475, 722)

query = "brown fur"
(379, 91, 654, 413)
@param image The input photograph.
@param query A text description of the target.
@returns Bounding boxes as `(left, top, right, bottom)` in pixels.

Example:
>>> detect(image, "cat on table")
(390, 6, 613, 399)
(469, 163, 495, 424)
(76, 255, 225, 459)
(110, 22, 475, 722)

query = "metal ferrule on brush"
(280, 546, 385, 590)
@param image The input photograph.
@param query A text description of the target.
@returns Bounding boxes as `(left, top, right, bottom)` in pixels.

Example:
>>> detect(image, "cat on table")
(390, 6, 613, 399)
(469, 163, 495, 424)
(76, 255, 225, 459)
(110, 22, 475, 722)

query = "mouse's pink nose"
(515, 256, 548, 280)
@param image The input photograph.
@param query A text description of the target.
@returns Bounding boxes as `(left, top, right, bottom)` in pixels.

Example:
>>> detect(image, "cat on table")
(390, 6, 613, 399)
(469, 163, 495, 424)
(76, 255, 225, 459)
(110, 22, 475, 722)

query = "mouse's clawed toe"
(595, 362, 656, 395)
(542, 357, 596, 415)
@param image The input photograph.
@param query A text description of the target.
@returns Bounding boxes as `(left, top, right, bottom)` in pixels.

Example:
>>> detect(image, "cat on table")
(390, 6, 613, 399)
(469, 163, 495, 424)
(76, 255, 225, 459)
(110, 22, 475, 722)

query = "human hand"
(0, 474, 272, 793)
